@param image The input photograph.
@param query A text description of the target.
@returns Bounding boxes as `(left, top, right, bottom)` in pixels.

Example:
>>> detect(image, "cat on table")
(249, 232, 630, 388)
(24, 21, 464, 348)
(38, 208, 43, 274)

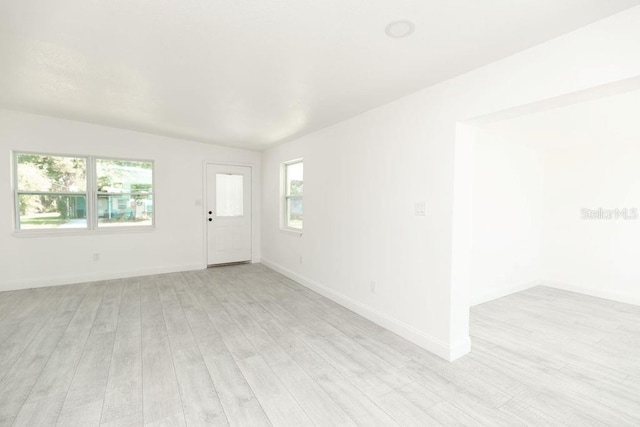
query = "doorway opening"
(451, 76, 640, 340)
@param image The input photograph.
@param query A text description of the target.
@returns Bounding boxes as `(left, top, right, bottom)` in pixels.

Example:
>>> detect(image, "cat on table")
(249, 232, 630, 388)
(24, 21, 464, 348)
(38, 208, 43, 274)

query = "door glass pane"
(216, 174, 244, 217)
(18, 194, 87, 229)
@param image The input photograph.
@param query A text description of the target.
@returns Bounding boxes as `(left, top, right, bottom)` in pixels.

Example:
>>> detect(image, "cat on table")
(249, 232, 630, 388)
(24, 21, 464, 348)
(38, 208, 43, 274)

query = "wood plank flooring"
(0, 264, 639, 426)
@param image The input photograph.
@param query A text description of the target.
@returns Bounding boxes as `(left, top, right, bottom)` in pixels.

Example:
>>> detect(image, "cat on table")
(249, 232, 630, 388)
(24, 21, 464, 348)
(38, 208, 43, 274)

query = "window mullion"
(88, 155, 96, 230)
(14, 189, 20, 231)
(16, 191, 87, 196)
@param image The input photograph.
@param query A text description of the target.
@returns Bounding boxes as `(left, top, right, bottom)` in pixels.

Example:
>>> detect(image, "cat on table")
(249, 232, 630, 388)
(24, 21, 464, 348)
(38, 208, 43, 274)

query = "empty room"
(1, 1, 639, 426)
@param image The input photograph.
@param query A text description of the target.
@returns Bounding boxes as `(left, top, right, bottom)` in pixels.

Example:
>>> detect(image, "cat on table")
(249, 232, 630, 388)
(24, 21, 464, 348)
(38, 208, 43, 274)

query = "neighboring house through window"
(96, 158, 154, 228)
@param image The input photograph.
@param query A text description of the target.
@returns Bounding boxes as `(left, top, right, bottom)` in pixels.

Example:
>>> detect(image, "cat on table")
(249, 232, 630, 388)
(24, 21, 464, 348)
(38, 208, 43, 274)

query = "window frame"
(94, 156, 155, 230)
(12, 151, 155, 235)
(281, 158, 303, 233)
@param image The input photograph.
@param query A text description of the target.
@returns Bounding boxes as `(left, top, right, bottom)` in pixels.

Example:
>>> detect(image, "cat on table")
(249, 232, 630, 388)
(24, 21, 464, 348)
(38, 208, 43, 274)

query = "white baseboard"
(470, 279, 640, 307)
(542, 280, 640, 307)
(470, 280, 541, 306)
(260, 257, 469, 362)
(0, 263, 206, 292)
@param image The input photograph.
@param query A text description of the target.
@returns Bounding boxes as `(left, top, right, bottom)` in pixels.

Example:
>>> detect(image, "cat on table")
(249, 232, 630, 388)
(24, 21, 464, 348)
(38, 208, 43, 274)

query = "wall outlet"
(414, 201, 426, 216)
(370, 281, 376, 294)
(299, 255, 303, 264)
(93, 253, 100, 261)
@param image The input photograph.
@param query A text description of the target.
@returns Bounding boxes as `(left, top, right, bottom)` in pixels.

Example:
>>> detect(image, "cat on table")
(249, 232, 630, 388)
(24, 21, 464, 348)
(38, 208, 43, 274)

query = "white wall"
(261, 6, 640, 361)
(541, 144, 640, 305)
(485, 88, 640, 306)
(468, 128, 545, 306)
(262, 102, 449, 357)
(0, 110, 261, 291)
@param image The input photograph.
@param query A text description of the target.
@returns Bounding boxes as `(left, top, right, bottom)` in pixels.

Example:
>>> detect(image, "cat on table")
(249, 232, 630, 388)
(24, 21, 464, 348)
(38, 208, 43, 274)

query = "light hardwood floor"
(0, 264, 639, 426)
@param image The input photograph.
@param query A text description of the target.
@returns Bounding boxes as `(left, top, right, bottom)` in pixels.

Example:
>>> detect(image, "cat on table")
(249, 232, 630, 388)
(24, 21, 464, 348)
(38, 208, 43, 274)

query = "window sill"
(12, 226, 155, 238)
(279, 227, 303, 237)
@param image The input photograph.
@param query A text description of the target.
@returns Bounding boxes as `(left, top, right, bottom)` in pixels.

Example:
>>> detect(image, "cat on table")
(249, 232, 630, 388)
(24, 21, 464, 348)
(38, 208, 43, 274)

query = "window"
(282, 159, 303, 231)
(96, 159, 153, 228)
(14, 152, 154, 232)
(15, 153, 88, 230)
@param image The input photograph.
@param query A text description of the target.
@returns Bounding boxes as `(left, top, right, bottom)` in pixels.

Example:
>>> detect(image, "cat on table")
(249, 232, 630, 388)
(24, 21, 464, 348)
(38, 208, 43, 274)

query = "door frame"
(202, 160, 258, 267)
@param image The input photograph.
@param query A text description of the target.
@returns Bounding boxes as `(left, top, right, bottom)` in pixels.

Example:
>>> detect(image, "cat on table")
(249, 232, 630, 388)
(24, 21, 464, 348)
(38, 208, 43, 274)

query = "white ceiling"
(1, 0, 639, 151)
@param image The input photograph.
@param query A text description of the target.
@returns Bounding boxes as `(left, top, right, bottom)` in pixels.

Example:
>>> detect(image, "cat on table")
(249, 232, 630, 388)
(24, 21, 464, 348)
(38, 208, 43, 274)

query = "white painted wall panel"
(0, 110, 261, 290)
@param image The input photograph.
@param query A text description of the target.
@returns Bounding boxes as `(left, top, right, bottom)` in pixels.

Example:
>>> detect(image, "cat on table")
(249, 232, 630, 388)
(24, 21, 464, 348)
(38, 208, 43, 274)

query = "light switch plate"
(414, 201, 426, 216)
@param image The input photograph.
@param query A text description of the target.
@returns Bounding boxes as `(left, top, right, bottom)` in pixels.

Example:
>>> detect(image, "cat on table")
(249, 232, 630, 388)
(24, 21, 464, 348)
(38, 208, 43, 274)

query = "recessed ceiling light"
(385, 20, 415, 39)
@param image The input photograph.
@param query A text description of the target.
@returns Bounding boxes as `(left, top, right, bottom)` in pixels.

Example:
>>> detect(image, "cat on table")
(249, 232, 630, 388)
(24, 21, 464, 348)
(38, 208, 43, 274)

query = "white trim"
(470, 280, 541, 306)
(470, 279, 640, 307)
(542, 280, 640, 307)
(279, 228, 303, 237)
(280, 225, 303, 234)
(11, 226, 155, 238)
(87, 152, 97, 230)
(260, 257, 470, 362)
(0, 263, 205, 292)
(450, 336, 472, 361)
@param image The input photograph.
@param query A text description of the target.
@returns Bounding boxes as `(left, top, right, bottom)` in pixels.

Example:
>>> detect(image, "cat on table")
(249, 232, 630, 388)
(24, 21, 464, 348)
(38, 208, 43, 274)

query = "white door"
(206, 164, 252, 265)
